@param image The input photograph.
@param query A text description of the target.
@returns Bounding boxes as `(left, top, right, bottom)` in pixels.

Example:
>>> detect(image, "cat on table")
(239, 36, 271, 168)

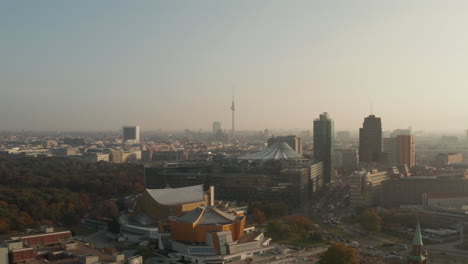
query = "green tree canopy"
(359, 209, 382, 233)
(318, 243, 359, 264)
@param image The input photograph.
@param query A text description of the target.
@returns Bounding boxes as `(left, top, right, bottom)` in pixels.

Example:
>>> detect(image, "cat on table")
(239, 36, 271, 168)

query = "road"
(230, 246, 329, 264)
(425, 241, 468, 258)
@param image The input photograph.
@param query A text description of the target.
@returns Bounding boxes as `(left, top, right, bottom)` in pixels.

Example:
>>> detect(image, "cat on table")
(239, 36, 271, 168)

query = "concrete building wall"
(397, 135, 415, 167)
(310, 162, 323, 193)
(383, 138, 398, 165)
(123, 126, 140, 143)
(0, 248, 8, 264)
(382, 178, 468, 207)
(335, 149, 358, 174)
(350, 170, 389, 207)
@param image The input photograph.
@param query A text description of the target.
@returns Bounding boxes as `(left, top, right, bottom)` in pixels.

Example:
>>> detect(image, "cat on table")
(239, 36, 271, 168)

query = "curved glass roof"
(238, 142, 304, 160)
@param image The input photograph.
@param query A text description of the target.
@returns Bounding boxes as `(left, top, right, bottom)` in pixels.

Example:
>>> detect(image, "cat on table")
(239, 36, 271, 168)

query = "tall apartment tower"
(397, 135, 415, 167)
(359, 115, 382, 163)
(313, 112, 335, 184)
(123, 126, 140, 143)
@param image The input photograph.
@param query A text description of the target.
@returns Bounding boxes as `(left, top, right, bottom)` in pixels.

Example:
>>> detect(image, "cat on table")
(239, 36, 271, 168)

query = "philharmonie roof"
(238, 142, 304, 160)
(174, 206, 240, 225)
(146, 184, 205, 206)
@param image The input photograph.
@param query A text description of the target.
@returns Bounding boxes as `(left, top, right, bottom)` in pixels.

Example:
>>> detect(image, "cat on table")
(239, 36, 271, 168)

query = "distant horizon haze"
(2, 1, 468, 132)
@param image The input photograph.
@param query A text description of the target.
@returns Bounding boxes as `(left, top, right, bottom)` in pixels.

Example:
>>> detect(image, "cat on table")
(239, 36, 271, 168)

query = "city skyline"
(3, 1, 468, 132)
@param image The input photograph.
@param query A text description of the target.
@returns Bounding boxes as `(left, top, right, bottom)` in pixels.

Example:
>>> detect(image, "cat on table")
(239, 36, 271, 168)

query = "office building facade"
(397, 135, 415, 167)
(123, 126, 140, 143)
(350, 169, 389, 207)
(313, 112, 335, 184)
(359, 115, 382, 163)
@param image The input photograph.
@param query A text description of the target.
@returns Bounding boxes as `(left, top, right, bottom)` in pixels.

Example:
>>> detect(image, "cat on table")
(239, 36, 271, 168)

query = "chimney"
(209, 185, 215, 206)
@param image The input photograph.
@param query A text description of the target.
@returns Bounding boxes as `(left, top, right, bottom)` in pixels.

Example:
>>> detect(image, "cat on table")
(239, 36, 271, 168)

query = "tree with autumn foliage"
(284, 214, 316, 232)
(318, 242, 359, 264)
(359, 209, 382, 233)
(251, 208, 266, 224)
(0, 156, 145, 233)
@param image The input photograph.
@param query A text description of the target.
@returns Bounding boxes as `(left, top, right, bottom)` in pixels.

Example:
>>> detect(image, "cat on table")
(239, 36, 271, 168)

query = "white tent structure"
(238, 142, 304, 160)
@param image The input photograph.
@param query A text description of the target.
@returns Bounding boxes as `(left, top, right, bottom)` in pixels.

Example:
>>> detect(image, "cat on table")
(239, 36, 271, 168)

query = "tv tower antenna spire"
(231, 88, 236, 139)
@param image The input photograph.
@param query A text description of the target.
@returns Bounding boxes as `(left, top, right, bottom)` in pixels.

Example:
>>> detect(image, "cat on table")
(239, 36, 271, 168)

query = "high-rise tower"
(123, 126, 140, 144)
(359, 115, 382, 163)
(313, 112, 335, 184)
(231, 97, 236, 138)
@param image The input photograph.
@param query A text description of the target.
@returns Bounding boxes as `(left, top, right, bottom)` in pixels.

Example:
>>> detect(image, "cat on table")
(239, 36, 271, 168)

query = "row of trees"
(267, 214, 317, 240)
(358, 208, 436, 233)
(249, 201, 290, 221)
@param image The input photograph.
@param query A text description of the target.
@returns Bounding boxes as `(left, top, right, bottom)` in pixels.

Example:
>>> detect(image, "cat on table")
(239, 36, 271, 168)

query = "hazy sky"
(2, 0, 468, 132)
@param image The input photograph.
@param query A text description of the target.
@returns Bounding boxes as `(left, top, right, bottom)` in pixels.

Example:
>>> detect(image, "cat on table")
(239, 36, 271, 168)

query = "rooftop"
(238, 142, 304, 160)
(146, 184, 205, 206)
(174, 206, 241, 225)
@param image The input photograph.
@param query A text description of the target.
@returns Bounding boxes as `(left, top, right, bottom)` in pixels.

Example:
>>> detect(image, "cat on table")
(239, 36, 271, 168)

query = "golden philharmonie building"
(121, 185, 272, 263)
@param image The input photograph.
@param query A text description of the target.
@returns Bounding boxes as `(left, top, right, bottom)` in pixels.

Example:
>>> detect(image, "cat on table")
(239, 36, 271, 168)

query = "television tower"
(231, 96, 236, 139)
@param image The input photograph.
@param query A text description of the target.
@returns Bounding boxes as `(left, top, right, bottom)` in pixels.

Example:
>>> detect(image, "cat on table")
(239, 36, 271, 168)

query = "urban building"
(56, 148, 80, 157)
(313, 112, 335, 184)
(62, 138, 86, 146)
(119, 185, 212, 240)
(151, 150, 188, 162)
(381, 175, 468, 207)
(166, 206, 271, 263)
(141, 150, 153, 162)
(267, 135, 302, 154)
(84, 152, 109, 163)
(359, 115, 383, 163)
(121, 150, 141, 162)
(0, 228, 142, 264)
(384, 135, 416, 167)
(0, 227, 72, 264)
(43, 140, 58, 148)
(212, 122, 223, 141)
(310, 161, 323, 193)
(383, 138, 398, 165)
(390, 128, 411, 138)
(397, 135, 415, 167)
(350, 169, 390, 207)
(422, 193, 468, 210)
(435, 152, 463, 167)
(335, 149, 358, 175)
(144, 143, 318, 208)
(336, 131, 351, 143)
(109, 149, 123, 163)
(122, 126, 140, 143)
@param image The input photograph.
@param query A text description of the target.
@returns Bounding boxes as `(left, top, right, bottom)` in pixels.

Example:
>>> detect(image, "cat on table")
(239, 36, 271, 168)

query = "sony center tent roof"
(238, 142, 304, 160)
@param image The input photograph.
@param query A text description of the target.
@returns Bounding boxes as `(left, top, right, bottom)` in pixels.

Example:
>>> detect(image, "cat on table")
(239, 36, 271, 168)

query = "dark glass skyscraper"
(313, 112, 334, 184)
(359, 115, 382, 162)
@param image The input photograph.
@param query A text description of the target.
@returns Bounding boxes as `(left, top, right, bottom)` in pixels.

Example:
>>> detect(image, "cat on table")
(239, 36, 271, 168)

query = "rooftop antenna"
(371, 103, 373, 115)
(231, 87, 236, 139)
